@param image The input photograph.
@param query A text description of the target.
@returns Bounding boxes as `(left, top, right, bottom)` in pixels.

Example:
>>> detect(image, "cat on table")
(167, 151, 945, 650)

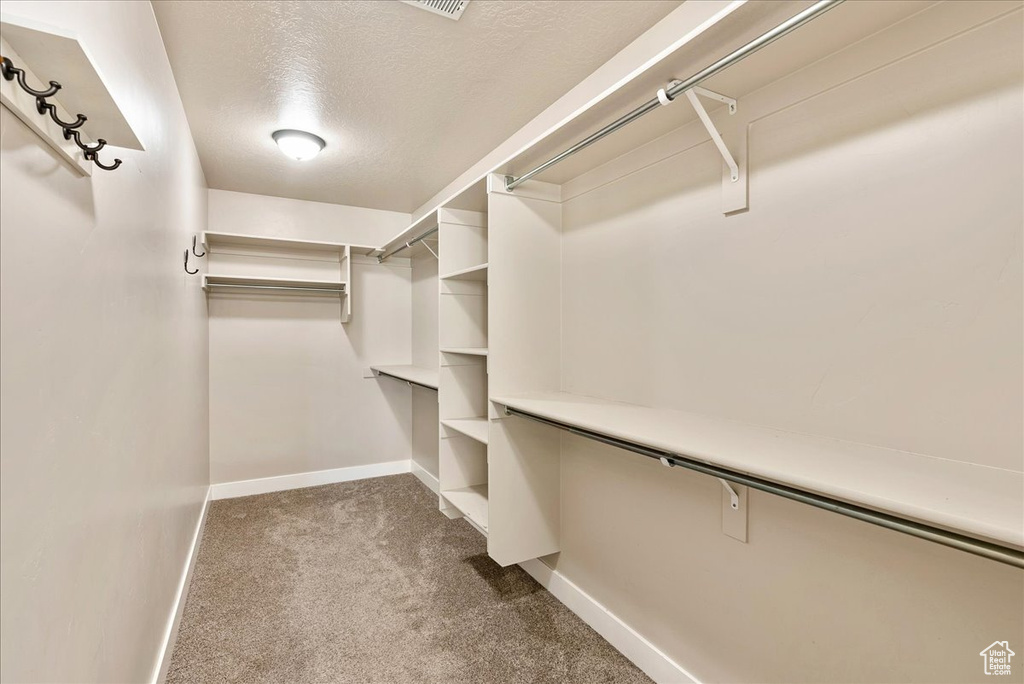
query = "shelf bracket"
(659, 80, 748, 215)
(682, 86, 738, 183)
(661, 455, 748, 543)
(422, 241, 439, 260)
(717, 478, 740, 510)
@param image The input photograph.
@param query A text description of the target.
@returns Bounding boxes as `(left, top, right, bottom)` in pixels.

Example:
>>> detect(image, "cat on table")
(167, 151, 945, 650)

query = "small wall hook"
(62, 128, 106, 156)
(184, 249, 198, 275)
(36, 97, 87, 129)
(0, 56, 61, 98)
(91, 155, 122, 171)
(191, 235, 206, 258)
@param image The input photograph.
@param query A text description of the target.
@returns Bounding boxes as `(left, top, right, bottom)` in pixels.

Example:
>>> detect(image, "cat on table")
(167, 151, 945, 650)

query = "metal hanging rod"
(377, 226, 439, 263)
(503, 406, 1024, 569)
(374, 369, 438, 392)
(204, 283, 346, 295)
(503, 0, 844, 192)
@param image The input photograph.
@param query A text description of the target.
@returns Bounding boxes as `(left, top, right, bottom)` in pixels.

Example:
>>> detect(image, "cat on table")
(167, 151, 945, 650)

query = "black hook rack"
(191, 235, 206, 258)
(1, 55, 122, 172)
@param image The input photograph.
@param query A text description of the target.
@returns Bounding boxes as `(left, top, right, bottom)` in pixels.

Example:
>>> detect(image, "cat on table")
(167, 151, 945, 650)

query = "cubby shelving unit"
(201, 231, 354, 322)
(436, 205, 491, 532)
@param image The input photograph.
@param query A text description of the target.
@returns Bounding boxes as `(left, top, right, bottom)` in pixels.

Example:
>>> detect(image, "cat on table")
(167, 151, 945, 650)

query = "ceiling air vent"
(400, 0, 470, 21)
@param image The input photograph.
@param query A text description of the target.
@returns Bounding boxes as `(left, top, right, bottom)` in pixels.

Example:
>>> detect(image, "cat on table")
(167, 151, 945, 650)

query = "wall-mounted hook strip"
(2, 54, 122, 172)
(191, 235, 206, 258)
(0, 56, 61, 98)
(184, 249, 198, 275)
(36, 97, 86, 129)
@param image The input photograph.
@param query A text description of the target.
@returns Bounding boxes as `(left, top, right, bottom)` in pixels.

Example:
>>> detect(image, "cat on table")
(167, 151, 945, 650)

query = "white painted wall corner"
(518, 558, 700, 684)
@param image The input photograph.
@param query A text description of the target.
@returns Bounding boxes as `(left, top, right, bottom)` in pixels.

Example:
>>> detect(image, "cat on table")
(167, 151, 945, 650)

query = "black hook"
(62, 128, 106, 155)
(36, 97, 87, 129)
(191, 235, 206, 258)
(1, 56, 61, 98)
(184, 249, 198, 275)
(91, 155, 122, 171)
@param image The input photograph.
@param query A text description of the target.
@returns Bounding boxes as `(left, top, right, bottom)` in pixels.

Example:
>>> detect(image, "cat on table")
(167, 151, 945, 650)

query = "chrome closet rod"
(504, 0, 844, 191)
(503, 406, 1024, 569)
(205, 283, 346, 295)
(375, 370, 438, 392)
(377, 226, 439, 264)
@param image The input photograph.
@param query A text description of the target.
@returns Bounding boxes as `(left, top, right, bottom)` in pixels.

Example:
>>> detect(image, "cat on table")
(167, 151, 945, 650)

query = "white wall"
(0, 2, 209, 682)
(554, 5, 1023, 683)
(207, 190, 412, 484)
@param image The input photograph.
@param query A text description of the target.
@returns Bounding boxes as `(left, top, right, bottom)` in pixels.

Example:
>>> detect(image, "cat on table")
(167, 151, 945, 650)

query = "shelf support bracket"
(422, 241, 439, 260)
(659, 80, 748, 215)
(661, 455, 748, 543)
(683, 87, 738, 183)
(717, 478, 740, 510)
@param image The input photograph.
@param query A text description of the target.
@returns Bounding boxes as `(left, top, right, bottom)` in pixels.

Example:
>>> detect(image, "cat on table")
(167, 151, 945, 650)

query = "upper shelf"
(202, 231, 362, 256)
(0, 14, 143, 150)
(371, 364, 439, 391)
(491, 391, 1024, 550)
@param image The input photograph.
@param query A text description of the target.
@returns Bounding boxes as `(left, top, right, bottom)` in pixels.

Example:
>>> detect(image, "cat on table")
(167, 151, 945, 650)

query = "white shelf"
(492, 391, 1024, 549)
(440, 347, 488, 356)
(441, 418, 488, 445)
(371, 365, 439, 391)
(203, 274, 346, 294)
(1, 16, 144, 151)
(440, 263, 488, 281)
(442, 484, 489, 530)
(202, 231, 348, 255)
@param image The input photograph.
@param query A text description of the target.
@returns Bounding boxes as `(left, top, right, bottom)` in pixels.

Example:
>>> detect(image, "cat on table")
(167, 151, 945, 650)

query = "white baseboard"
(518, 558, 699, 684)
(210, 460, 411, 500)
(410, 460, 439, 495)
(152, 486, 211, 684)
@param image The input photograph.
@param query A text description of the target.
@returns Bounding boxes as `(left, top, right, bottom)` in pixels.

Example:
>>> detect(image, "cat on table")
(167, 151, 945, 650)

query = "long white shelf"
(440, 347, 488, 357)
(440, 263, 488, 281)
(442, 484, 489, 531)
(202, 231, 348, 254)
(441, 418, 488, 445)
(203, 274, 347, 294)
(370, 365, 439, 390)
(491, 391, 1024, 550)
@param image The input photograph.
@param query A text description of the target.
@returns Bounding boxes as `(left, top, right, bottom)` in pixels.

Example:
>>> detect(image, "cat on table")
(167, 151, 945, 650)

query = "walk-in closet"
(2, 1, 1022, 682)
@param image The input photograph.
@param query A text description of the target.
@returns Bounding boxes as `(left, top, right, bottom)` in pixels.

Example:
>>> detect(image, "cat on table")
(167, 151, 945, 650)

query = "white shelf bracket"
(422, 241, 439, 260)
(661, 456, 748, 543)
(658, 80, 748, 214)
(717, 478, 740, 510)
(683, 87, 739, 183)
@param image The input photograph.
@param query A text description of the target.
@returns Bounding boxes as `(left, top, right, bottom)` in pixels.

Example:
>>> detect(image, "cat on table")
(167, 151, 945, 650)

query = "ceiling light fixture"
(272, 129, 326, 161)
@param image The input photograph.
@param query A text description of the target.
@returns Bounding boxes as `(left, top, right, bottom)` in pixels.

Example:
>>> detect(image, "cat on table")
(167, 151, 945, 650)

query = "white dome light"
(272, 129, 326, 161)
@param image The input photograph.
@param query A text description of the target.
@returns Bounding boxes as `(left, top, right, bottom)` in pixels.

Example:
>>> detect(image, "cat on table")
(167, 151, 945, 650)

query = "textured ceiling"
(152, 0, 683, 212)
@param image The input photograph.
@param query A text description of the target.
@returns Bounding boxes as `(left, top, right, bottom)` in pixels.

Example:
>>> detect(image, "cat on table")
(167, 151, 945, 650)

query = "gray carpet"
(167, 474, 651, 683)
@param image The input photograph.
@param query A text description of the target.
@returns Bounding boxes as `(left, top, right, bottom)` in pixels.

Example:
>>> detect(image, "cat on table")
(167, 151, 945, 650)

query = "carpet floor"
(167, 474, 651, 683)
